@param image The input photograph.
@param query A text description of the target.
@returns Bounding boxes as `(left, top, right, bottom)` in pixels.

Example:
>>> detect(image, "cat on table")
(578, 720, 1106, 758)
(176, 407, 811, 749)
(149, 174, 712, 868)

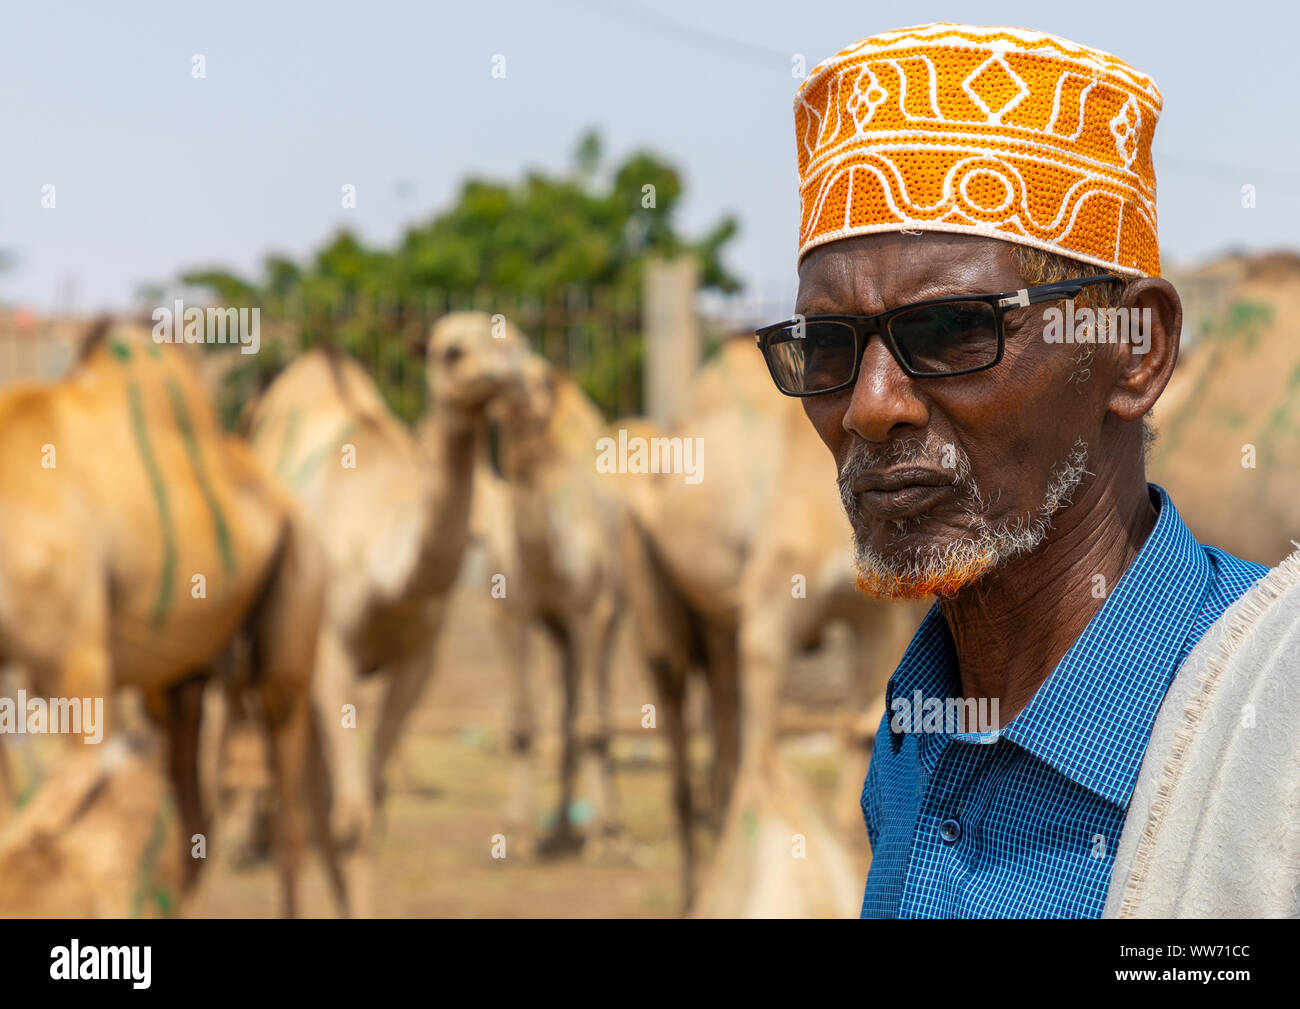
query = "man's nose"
(842, 334, 929, 442)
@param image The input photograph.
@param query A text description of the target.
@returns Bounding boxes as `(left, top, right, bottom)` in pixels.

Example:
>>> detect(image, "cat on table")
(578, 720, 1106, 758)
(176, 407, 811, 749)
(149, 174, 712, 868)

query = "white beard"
(840, 435, 1091, 599)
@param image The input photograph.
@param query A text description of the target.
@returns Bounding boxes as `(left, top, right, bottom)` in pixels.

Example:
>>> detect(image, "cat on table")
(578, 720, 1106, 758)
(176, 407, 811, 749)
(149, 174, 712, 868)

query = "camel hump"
(75, 314, 155, 356)
(264, 348, 383, 414)
(74, 317, 185, 372)
(550, 367, 607, 441)
(316, 347, 398, 428)
(688, 332, 777, 420)
(255, 348, 404, 452)
(319, 342, 351, 394)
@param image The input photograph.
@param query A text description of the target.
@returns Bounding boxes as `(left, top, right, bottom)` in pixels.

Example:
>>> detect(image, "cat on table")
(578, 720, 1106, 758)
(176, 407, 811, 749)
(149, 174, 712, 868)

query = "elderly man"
(757, 24, 1300, 918)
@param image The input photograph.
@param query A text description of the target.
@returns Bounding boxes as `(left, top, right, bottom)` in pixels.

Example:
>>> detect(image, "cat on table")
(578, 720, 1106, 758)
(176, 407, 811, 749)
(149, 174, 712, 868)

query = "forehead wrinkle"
(799, 271, 1013, 316)
(797, 235, 1021, 314)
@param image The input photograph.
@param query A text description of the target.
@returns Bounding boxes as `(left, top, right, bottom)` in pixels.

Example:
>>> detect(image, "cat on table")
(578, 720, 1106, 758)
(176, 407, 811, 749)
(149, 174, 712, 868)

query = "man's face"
(797, 232, 1107, 599)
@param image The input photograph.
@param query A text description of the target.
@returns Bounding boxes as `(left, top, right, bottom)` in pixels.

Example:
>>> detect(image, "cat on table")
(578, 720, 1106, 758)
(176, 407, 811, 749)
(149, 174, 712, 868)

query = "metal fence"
(210, 285, 648, 426)
(0, 313, 78, 389)
(2, 282, 793, 429)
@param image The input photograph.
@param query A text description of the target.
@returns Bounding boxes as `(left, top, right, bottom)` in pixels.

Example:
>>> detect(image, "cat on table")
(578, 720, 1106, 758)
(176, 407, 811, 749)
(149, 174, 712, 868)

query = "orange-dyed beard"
(855, 550, 998, 600)
(844, 438, 1090, 601)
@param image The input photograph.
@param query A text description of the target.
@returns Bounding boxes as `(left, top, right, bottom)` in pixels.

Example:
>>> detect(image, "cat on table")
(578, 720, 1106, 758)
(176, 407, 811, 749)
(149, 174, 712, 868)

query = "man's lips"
(848, 467, 957, 519)
(849, 466, 953, 494)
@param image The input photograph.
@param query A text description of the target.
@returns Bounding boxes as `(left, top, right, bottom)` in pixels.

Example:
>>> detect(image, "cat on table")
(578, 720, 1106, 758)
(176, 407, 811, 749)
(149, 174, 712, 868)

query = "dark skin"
(798, 232, 1182, 725)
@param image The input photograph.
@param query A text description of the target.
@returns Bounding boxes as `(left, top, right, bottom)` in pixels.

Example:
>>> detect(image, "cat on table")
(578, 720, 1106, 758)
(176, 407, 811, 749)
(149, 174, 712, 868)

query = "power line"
(544, 0, 791, 71)
(542, 4, 1297, 190)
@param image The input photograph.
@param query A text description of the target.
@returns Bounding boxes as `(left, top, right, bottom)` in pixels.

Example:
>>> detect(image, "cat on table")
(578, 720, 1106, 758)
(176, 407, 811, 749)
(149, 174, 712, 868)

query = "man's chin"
(852, 540, 999, 600)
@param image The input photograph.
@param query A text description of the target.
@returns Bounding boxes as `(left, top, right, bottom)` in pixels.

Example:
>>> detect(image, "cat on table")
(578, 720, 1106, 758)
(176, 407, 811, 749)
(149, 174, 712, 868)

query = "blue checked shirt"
(860, 483, 1267, 918)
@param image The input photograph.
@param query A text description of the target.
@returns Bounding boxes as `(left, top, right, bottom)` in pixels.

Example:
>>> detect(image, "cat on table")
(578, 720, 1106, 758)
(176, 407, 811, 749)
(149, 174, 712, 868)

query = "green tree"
(182, 130, 739, 423)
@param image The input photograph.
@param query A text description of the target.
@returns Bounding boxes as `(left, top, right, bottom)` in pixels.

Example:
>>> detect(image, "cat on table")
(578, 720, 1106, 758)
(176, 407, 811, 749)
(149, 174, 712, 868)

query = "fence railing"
(209, 285, 647, 426)
(0, 314, 78, 389)
(1, 283, 793, 430)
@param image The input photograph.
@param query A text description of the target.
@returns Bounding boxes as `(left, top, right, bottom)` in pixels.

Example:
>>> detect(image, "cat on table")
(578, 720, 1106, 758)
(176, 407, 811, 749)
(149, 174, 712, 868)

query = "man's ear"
(1106, 276, 1181, 422)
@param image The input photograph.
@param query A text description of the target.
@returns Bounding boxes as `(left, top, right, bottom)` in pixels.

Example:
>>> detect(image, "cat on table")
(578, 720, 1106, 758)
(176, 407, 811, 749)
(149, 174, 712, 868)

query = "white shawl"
(1103, 549, 1300, 917)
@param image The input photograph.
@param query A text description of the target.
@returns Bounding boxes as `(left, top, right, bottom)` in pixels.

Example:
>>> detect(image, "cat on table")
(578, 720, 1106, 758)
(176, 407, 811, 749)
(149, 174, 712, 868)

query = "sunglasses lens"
(764, 321, 858, 395)
(888, 300, 999, 375)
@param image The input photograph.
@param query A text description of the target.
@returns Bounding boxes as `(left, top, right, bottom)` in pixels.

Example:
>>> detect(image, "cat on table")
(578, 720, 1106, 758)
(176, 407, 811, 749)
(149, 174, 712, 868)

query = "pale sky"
(2, 0, 1297, 315)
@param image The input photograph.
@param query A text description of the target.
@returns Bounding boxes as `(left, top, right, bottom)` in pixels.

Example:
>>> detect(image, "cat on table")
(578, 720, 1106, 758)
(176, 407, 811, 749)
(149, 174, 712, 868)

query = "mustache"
(837, 434, 979, 530)
(836, 434, 970, 490)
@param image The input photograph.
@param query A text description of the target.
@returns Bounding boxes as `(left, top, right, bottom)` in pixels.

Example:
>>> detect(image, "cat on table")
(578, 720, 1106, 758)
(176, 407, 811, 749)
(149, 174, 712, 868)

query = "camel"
(246, 312, 529, 889)
(0, 319, 325, 917)
(484, 350, 626, 857)
(1149, 253, 1300, 565)
(0, 667, 16, 818)
(0, 735, 180, 917)
(619, 334, 926, 913)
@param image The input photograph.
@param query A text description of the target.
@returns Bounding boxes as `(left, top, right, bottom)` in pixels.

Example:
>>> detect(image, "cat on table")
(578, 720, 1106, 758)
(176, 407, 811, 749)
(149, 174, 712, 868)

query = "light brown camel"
(0, 735, 181, 917)
(246, 312, 528, 883)
(486, 351, 625, 856)
(0, 319, 325, 917)
(620, 334, 926, 912)
(1149, 253, 1300, 565)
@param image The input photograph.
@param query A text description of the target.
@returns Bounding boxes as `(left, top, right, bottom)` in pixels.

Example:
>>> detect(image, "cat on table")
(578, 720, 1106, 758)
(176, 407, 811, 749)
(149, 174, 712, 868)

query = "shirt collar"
(885, 607, 958, 744)
(884, 484, 1212, 807)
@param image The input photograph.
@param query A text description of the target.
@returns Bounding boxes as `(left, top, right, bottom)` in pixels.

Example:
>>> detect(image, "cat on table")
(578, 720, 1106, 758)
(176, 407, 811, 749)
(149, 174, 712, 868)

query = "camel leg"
(307, 625, 376, 916)
(540, 622, 584, 854)
(162, 675, 209, 912)
(576, 597, 621, 859)
(652, 653, 694, 910)
(257, 674, 309, 918)
(305, 710, 372, 917)
(701, 625, 741, 834)
(616, 512, 698, 903)
(369, 632, 439, 818)
(701, 597, 795, 879)
(53, 637, 113, 746)
(737, 606, 790, 776)
(501, 607, 537, 858)
(312, 624, 372, 851)
(197, 640, 250, 833)
(196, 676, 228, 831)
(306, 718, 343, 893)
(249, 518, 323, 919)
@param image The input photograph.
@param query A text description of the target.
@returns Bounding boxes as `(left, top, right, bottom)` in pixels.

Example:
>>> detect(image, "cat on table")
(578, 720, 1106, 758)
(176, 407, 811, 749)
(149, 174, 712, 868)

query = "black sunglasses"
(755, 275, 1123, 397)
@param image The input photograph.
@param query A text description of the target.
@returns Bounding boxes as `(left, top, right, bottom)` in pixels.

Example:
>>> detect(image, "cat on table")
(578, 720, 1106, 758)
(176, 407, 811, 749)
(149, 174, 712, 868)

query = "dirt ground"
(189, 545, 873, 918)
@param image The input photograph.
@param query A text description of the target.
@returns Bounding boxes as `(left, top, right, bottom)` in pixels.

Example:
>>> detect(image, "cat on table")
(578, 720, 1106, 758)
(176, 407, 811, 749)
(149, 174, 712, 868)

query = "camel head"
(496, 352, 560, 429)
(482, 351, 560, 478)
(425, 311, 530, 416)
(490, 349, 617, 482)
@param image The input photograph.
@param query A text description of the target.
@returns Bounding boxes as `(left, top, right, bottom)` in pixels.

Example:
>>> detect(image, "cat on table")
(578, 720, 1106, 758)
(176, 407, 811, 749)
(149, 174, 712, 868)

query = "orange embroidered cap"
(795, 24, 1163, 277)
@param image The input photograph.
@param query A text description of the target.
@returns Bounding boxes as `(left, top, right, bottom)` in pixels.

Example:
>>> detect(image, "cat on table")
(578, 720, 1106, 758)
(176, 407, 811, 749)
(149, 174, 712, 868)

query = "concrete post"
(642, 255, 699, 426)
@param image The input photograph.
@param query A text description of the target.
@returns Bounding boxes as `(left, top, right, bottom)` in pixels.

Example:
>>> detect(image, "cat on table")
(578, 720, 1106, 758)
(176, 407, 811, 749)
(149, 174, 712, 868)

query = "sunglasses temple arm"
(1032, 276, 1124, 305)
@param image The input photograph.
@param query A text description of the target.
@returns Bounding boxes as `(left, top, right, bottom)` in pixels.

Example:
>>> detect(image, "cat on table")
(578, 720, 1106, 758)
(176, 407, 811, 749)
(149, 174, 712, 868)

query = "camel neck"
(425, 403, 482, 472)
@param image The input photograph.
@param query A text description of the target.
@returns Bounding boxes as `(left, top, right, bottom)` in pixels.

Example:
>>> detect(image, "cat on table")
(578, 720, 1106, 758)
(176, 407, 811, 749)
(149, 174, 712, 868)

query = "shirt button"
(939, 818, 962, 843)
